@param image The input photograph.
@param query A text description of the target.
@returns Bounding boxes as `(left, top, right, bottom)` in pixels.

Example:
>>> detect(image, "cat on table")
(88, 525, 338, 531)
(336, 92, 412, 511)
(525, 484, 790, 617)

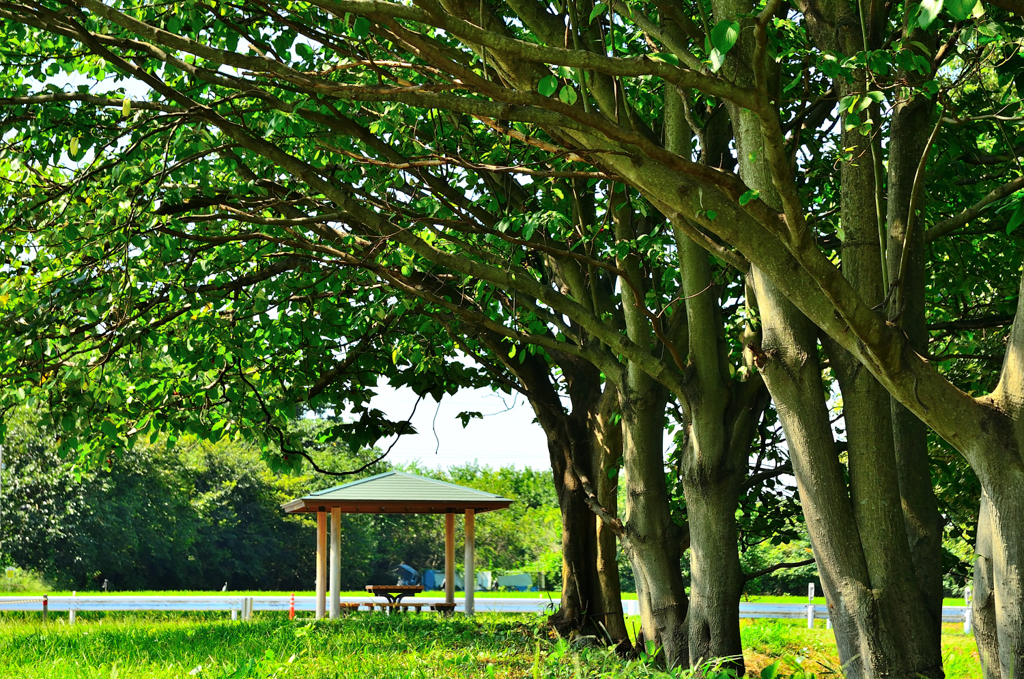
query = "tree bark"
(480, 338, 629, 643)
(974, 491, 1001, 679)
(592, 403, 629, 645)
(619, 369, 689, 667)
(885, 90, 946, 643)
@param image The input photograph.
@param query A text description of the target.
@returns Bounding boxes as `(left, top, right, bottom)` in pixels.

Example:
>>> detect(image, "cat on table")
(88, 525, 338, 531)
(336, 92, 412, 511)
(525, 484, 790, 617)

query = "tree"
(0, 0, 1021, 673)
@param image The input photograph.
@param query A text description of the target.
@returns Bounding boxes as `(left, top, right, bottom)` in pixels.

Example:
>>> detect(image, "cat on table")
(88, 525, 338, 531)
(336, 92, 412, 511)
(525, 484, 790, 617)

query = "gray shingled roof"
(281, 471, 513, 514)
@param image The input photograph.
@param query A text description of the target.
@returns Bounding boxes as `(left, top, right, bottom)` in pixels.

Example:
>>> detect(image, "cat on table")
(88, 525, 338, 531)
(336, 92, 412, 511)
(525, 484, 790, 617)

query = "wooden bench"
(366, 602, 428, 613)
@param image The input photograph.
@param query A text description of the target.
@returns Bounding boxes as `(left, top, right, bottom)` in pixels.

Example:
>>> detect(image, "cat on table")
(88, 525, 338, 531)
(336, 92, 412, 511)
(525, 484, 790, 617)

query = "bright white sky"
(365, 379, 551, 472)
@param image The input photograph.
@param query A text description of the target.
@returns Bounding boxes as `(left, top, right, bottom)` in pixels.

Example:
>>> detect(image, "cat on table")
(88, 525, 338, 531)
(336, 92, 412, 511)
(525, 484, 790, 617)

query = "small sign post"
(964, 587, 973, 633)
(807, 583, 815, 629)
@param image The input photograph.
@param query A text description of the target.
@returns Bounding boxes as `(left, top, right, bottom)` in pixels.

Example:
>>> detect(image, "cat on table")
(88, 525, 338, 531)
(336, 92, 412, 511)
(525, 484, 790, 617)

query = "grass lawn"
(735, 618, 981, 679)
(0, 610, 983, 679)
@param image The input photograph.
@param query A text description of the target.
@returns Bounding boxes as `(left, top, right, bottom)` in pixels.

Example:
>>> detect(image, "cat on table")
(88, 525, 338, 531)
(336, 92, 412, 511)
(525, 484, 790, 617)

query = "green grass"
(0, 613, 690, 679)
(737, 619, 981, 679)
(0, 612, 983, 679)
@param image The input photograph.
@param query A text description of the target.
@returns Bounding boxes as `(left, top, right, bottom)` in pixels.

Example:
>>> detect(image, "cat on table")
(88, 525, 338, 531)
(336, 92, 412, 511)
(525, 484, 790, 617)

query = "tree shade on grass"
(0, 614, 983, 679)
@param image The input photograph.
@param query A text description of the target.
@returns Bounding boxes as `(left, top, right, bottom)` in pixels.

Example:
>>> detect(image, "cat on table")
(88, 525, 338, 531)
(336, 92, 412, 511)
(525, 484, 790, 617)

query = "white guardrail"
(0, 595, 975, 633)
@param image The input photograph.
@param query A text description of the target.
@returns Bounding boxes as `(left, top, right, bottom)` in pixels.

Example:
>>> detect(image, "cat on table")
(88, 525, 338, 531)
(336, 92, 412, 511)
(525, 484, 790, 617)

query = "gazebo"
(282, 471, 513, 618)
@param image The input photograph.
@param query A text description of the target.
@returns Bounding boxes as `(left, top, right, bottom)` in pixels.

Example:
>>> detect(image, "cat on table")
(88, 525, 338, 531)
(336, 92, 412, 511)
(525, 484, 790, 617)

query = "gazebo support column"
(316, 510, 327, 620)
(464, 508, 475, 617)
(445, 512, 455, 605)
(330, 506, 341, 619)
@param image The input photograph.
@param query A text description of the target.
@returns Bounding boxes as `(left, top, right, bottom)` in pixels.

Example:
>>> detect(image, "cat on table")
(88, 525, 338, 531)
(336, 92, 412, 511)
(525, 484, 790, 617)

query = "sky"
(362, 379, 551, 472)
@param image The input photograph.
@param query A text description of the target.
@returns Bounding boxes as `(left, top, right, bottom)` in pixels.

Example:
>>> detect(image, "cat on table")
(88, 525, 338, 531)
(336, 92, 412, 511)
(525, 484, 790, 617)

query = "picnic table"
(365, 585, 424, 604)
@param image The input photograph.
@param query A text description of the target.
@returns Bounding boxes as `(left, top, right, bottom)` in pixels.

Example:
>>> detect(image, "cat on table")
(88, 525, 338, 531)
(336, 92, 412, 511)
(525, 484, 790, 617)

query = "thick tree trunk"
(974, 492, 1001, 679)
(487, 344, 629, 643)
(665, 80, 753, 675)
(620, 371, 689, 667)
(683, 479, 743, 668)
(590, 386, 629, 643)
(753, 272, 943, 679)
(537, 399, 629, 642)
(818, 79, 944, 679)
(885, 91, 946, 637)
(979, 466, 1024, 679)
(531, 382, 628, 643)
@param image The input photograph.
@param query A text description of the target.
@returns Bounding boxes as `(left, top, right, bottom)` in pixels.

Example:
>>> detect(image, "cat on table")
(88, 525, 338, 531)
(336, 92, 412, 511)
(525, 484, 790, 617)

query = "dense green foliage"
(0, 0, 1021, 669)
(0, 411, 560, 591)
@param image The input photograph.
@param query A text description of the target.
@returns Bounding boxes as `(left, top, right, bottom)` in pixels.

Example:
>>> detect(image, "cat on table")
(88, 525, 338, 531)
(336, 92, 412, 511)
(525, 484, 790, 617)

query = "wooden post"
(330, 506, 341, 619)
(316, 510, 327, 620)
(445, 512, 455, 605)
(464, 508, 475, 617)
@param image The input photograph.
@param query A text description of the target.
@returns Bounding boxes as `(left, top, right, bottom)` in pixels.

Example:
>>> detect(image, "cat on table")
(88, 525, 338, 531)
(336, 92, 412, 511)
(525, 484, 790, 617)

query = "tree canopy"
(0, 0, 1022, 674)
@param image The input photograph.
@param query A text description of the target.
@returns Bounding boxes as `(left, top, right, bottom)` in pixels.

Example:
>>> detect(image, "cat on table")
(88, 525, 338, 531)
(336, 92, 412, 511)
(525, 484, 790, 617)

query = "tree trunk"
(485, 343, 629, 643)
(590, 390, 629, 644)
(752, 271, 944, 679)
(683, 478, 743, 669)
(979, 465, 1024, 679)
(973, 491, 1001, 679)
(885, 89, 946, 640)
(665, 78, 755, 676)
(817, 77, 943, 679)
(531, 381, 629, 643)
(620, 370, 689, 667)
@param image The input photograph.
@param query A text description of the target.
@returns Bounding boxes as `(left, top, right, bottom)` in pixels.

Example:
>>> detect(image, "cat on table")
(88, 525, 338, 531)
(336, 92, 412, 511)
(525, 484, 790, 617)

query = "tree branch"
(744, 557, 816, 582)
(925, 175, 1024, 242)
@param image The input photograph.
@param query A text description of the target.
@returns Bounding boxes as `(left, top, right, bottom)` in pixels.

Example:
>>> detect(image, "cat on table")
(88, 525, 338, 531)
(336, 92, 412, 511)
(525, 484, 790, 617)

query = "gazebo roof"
(281, 471, 514, 515)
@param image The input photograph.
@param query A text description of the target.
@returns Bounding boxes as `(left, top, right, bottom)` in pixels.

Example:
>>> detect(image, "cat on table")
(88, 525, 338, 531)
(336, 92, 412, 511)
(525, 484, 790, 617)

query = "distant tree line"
(0, 411, 561, 592)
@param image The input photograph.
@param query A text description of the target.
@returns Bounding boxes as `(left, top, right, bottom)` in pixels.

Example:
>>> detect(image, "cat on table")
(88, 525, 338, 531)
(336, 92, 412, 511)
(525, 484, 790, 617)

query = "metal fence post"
(42, 594, 48, 624)
(807, 583, 815, 629)
(69, 591, 76, 625)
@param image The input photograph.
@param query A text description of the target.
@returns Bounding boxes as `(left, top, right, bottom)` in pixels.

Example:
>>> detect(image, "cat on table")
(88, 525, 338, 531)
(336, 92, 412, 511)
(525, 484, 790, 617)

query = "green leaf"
(648, 53, 679, 65)
(709, 48, 726, 72)
(761, 660, 782, 679)
(710, 20, 740, 54)
(508, 344, 517, 358)
(588, 2, 607, 23)
(945, 0, 973, 20)
(917, 0, 943, 28)
(121, 99, 131, 117)
(69, 136, 79, 157)
(1007, 203, 1024, 235)
(295, 42, 315, 61)
(352, 16, 371, 38)
(558, 86, 578, 105)
(538, 75, 559, 97)
(739, 189, 760, 206)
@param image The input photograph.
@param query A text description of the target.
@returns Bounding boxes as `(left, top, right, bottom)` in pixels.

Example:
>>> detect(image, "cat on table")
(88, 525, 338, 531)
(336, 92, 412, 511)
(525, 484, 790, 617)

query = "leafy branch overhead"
(0, 0, 1023, 670)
